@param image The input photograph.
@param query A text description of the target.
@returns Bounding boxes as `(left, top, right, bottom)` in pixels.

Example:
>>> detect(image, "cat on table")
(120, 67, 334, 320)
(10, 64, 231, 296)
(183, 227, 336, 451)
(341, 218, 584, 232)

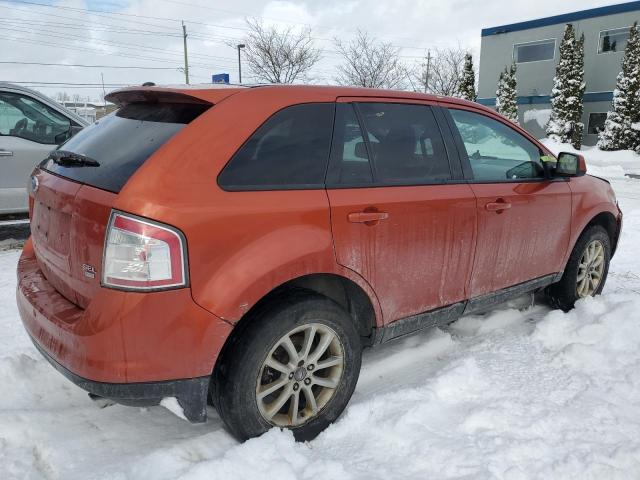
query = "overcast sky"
(0, 0, 619, 101)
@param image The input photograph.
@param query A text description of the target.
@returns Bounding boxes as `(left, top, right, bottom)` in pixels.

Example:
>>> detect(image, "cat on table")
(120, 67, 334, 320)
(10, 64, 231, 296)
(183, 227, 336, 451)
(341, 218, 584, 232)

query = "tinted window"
(326, 104, 373, 185)
(42, 102, 209, 192)
(514, 40, 555, 63)
(450, 109, 544, 181)
(355, 103, 451, 184)
(599, 27, 629, 53)
(218, 103, 334, 190)
(0, 92, 71, 144)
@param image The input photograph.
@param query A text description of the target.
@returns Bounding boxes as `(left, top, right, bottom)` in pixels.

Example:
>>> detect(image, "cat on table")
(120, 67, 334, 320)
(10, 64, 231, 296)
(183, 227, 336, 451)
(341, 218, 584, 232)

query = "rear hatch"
(31, 95, 212, 308)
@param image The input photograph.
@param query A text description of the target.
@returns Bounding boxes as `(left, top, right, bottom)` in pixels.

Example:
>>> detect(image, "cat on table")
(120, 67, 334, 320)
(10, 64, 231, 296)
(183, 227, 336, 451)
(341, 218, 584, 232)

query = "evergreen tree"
(459, 53, 477, 101)
(598, 22, 640, 151)
(496, 63, 518, 124)
(546, 24, 586, 149)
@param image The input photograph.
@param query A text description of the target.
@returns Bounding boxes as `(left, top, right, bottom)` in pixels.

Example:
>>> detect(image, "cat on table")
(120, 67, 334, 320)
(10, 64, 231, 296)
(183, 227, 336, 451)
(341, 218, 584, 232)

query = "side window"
(326, 104, 373, 185)
(218, 103, 334, 190)
(0, 92, 71, 144)
(449, 109, 545, 181)
(357, 103, 451, 184)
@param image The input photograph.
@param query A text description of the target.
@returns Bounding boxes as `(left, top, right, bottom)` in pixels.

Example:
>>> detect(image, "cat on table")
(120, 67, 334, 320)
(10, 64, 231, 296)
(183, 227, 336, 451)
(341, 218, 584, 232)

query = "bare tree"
(334, 30, 408, 89)
(241, 19, 321, 84)
(414, 46, 467, 96)
(55, 91, 70, 102)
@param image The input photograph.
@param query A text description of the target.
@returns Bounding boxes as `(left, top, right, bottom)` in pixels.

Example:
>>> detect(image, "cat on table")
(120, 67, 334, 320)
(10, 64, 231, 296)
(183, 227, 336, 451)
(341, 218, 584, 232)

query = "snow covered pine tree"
(496, 63, 518, 124)
(546, 24, 585, 149)
(459, 53, 477, 102)
(598, 22, 640, 152)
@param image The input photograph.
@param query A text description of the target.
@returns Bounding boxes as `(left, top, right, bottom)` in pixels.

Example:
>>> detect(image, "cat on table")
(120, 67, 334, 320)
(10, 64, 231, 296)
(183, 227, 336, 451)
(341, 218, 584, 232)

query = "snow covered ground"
(2, 146, 640, 479)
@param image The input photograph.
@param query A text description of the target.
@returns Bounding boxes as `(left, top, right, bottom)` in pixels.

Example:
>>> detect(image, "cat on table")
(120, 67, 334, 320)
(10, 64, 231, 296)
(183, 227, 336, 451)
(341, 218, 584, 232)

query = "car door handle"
(0, 150, 13, 157)
(347, 211, 389, 224)
(485, 200, 511, 212)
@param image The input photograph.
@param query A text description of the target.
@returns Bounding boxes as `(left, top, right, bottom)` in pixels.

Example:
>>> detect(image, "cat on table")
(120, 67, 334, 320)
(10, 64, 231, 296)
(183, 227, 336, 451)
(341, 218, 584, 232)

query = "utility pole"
(182, 21, 190, 84)
(424, 49, 431, 94)
(237, 44, 245, 84)
(101, 72, 106, 108)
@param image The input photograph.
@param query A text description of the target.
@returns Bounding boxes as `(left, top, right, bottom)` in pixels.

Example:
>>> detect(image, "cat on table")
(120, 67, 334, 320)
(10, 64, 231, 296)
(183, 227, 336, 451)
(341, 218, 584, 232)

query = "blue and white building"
(478, 1, 640, 145)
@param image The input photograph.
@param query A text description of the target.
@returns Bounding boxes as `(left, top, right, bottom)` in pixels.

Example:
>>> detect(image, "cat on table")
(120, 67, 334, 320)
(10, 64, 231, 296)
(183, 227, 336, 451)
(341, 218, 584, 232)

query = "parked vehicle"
(17, 85, 622, 441)
(0, 83, 87, 215)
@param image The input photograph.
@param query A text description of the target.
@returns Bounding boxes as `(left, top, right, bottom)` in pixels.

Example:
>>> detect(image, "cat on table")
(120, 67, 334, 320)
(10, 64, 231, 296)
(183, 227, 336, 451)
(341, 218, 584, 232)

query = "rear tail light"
(102, 211, 188, 291)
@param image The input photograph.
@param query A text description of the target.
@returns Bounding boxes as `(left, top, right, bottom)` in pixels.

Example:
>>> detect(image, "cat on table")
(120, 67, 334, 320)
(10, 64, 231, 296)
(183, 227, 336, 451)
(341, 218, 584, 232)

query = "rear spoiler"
(105, 89, 213, 107)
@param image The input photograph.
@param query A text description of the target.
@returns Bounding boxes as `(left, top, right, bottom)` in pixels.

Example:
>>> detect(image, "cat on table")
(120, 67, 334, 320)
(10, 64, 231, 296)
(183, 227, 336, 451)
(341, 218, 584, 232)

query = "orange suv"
(17, 85, 622, 441)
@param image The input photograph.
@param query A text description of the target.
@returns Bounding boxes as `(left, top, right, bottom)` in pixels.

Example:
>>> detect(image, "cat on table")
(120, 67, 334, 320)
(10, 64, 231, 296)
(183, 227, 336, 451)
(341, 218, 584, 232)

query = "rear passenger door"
(326, 100, 477, 323)
(444, 107, 571, 298)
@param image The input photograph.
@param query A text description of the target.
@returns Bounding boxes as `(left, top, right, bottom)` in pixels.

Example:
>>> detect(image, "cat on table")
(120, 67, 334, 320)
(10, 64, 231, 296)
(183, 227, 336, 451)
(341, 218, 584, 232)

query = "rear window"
(41, 102, 210, 193)
(218, 103, 335, 190)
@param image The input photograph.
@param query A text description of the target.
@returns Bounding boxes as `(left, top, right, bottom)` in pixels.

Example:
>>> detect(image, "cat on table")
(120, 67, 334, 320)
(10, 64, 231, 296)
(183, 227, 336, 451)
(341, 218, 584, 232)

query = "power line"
(0, 2, 181, 34)
(0, 0, 442, 65)
(0, 35, 228, 70)
(152, 0, 447, 47)
(0, 0, 440, 50)
(6, 81, 130, 86)
(0, 24, 238, 63)
(0, 61, 180, 70)
(0, 18, 182, 37)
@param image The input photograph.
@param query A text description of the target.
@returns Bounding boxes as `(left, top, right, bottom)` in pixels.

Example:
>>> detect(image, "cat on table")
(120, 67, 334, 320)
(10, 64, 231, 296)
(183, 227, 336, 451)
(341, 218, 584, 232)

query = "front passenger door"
(446, 108, 571, 298)
(0, 91, 72, 214)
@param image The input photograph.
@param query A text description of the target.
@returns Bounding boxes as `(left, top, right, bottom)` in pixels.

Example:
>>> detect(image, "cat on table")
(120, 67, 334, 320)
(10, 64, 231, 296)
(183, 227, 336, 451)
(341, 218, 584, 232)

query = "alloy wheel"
(577, 239, 605, 298)
(256, 323, 345, 428)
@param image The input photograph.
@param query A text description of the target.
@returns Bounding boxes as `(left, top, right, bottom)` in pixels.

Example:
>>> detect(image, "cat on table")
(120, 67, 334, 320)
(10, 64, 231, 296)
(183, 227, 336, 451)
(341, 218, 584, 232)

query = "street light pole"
(237, 44, 245, 84)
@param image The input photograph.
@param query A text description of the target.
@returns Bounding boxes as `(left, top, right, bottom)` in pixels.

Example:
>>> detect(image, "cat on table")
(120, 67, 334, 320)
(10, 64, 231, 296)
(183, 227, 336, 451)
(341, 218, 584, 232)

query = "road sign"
(212, 73, 230, 84)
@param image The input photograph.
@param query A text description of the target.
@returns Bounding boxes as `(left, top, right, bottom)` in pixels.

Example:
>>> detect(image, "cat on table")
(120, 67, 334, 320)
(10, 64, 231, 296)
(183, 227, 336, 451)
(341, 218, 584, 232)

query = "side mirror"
(69, 125, 84, 137)
(53, 125, 84, 145)
(555, 152, 587, 177)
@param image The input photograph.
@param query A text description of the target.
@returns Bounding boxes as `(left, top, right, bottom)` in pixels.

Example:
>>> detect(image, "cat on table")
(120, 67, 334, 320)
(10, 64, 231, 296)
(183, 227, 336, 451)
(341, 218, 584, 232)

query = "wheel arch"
(563, 209, 619, 272)
(211, 273, 378, 381)
(582, 211, 619, 255)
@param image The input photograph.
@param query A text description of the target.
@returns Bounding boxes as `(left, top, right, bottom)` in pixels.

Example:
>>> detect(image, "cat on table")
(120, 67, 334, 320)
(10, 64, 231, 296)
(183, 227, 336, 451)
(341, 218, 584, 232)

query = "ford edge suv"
(17, 85, 622, 441)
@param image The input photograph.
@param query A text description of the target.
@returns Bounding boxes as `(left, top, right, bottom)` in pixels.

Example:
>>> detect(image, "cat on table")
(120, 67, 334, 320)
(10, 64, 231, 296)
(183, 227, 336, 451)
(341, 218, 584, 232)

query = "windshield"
(41, 102, 210, 192)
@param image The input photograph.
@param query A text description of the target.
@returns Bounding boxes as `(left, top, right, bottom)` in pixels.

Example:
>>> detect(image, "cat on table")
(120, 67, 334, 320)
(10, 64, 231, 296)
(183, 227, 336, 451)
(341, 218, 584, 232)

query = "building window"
(588, 113, 607, 135)
(513, 39, 555, 63)
(599, 27, 630, 54)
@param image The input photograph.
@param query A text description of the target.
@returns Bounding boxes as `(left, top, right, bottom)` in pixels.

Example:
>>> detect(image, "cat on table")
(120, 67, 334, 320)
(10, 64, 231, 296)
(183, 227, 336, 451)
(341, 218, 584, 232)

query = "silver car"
(0, 83, 88, 215)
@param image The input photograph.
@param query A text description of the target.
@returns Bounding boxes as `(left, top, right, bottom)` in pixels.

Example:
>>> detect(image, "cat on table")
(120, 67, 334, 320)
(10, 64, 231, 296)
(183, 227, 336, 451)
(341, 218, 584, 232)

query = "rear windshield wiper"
(48, 150, 100, 167)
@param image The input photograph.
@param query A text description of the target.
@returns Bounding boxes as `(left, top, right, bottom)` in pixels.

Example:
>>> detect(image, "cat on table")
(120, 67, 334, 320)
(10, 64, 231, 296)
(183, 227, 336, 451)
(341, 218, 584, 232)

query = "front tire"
(213, 292, 362, 442)
(545, 225, 611, 311)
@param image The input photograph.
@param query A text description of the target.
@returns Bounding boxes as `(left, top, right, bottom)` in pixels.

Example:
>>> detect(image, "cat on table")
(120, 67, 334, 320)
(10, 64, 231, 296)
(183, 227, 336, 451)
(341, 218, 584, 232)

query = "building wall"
(477, 3, 640, 142)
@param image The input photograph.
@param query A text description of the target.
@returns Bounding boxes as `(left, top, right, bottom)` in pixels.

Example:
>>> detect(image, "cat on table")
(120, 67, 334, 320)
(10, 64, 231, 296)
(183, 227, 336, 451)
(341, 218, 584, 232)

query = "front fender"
(563, 176, 620, 267)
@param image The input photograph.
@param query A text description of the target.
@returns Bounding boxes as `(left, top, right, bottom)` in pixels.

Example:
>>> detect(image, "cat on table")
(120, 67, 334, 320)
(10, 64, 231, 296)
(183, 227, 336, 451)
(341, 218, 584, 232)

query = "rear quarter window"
(218, 103, 335, 190)
(42, 102, 209, 193)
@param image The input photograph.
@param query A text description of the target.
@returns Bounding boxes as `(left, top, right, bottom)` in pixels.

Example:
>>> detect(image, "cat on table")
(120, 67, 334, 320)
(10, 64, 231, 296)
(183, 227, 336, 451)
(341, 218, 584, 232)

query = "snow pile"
(125, 295, 640, 480)
(1, 176, 640, 479)
(160, 397, 188, 421)
(524, 109, 551, 129)
(540, 138, 638, 178)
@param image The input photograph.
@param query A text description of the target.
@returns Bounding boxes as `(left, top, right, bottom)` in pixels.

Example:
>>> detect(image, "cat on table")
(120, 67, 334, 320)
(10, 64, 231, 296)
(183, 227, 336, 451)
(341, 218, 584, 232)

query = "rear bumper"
(17, 238, 233, 420)
(29, 335, 209, 422)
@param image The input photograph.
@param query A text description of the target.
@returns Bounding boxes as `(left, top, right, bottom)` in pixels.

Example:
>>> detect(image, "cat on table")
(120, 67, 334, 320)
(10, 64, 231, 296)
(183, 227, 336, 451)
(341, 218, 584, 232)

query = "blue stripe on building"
(482, 1, 640, 36)
(476, 91, 614, 107)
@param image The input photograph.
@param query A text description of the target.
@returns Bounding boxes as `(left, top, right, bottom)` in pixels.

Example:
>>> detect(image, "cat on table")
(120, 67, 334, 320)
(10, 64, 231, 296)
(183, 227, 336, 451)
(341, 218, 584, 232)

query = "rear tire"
(545, 225, 611, 311)
(212, 292, 362, 442)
